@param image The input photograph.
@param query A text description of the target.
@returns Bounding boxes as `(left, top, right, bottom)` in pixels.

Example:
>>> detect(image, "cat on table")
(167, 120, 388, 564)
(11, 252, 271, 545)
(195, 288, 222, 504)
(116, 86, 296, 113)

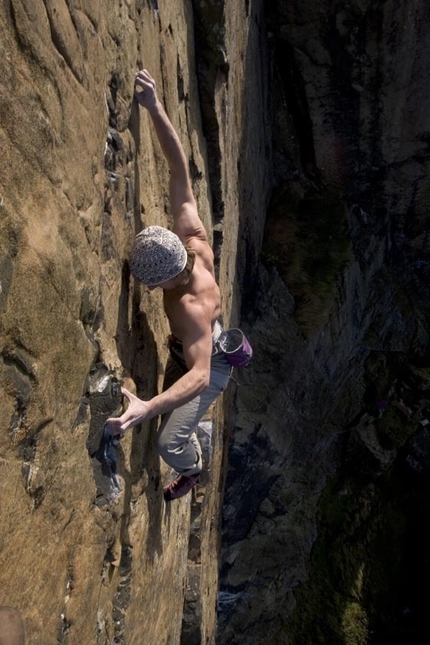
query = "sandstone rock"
(0, 1, 227, 643)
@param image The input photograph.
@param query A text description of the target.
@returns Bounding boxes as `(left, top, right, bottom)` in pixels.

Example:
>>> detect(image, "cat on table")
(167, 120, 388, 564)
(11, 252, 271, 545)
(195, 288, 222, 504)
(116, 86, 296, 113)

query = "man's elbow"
(195, 369, 210, 393)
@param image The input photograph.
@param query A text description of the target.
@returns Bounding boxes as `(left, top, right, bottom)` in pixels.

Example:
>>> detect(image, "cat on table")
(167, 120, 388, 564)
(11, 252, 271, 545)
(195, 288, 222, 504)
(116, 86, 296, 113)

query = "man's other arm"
(135, 69, 207, 243)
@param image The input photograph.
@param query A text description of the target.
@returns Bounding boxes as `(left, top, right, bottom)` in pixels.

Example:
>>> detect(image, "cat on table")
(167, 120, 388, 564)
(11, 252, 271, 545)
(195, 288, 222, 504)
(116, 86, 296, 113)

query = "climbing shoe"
(163, 473, 200, 501)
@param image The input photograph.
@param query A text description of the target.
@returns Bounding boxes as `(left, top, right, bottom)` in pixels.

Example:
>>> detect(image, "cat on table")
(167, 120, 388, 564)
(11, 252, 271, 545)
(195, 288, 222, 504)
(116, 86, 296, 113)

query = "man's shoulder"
(190, 242, 217, 281)
(185, 235, 213, 258)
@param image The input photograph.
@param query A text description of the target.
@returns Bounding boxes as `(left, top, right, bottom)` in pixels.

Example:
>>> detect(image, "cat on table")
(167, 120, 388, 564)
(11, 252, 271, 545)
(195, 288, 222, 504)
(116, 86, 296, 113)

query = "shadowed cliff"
(218, 1, 430, 644)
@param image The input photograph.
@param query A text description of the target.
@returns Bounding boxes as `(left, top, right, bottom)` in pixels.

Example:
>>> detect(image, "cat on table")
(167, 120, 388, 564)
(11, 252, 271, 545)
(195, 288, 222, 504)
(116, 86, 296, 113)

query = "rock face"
(1, 0, 429, 644)
(0, 1, 242, 643)
(218, 1, 430, 644)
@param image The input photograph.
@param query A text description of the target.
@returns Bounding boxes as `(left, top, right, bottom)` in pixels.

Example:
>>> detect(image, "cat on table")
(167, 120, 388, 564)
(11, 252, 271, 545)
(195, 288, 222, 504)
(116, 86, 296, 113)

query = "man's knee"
(156, 431, 171, 460)
(156, 427, 200, 465)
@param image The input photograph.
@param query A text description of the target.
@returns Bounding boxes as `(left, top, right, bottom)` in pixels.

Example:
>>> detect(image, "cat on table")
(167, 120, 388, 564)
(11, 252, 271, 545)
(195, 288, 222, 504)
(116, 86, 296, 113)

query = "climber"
(106, 68, 231, 501)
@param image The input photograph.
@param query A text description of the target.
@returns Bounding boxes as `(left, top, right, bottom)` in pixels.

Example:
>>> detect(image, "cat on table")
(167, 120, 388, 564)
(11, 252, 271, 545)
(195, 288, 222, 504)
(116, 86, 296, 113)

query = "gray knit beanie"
(129, 226, 188, 286)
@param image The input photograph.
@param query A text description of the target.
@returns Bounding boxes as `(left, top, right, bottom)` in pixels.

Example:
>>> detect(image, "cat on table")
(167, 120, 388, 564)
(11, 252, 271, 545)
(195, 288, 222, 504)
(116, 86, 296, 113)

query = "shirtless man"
(106, 69, 231, 500)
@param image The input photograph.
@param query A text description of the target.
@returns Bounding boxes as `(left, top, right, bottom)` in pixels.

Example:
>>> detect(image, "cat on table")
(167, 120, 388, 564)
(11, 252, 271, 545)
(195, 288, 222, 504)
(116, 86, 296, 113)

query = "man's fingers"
(121, 386, 136, 403)
(135, 70, 155, 91)
(134, 78, 149, 92)
(135, 68, 153, 81)
(106, 418, 125, 436)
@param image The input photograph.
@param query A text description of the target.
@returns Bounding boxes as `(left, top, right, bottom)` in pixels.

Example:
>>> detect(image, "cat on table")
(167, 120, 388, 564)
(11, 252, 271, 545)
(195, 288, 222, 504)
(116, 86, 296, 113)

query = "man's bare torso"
(163, 240, 221, 341)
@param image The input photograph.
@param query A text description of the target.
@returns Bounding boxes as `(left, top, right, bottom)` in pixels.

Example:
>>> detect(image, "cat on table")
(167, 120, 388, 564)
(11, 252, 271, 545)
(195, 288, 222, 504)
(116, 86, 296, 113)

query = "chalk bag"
(219, 328, 253, 367)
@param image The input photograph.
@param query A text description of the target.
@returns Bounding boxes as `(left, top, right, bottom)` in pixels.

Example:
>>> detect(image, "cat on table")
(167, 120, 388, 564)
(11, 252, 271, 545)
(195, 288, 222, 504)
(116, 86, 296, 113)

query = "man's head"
(130, 226, 188, 287)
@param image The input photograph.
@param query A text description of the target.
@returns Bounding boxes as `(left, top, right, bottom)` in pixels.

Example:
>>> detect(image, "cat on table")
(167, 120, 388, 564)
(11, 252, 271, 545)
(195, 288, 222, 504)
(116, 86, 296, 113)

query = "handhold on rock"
(94, 424, 121, 491)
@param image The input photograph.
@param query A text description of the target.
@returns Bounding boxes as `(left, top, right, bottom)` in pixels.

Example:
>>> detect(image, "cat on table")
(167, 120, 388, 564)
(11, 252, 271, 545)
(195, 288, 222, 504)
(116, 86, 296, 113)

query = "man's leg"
(157, 353, 231, 496)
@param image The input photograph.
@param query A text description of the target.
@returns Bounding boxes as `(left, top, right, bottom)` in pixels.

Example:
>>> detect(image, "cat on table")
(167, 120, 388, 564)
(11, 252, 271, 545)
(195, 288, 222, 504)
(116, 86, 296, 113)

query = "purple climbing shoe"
(163, 473, 200, 501)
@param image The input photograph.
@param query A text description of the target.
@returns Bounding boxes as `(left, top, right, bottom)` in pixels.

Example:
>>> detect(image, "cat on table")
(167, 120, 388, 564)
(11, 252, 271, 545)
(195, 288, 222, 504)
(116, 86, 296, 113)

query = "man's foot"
(163, 473, 200, 501)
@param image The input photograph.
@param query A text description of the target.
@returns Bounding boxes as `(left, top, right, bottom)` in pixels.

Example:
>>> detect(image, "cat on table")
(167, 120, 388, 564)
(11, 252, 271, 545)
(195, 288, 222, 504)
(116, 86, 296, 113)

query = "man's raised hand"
(134, 68, 158, 112)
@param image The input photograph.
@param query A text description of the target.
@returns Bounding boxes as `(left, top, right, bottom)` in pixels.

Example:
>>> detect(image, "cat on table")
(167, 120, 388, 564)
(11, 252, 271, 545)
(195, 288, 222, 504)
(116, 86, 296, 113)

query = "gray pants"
(156, 351, 231, 476)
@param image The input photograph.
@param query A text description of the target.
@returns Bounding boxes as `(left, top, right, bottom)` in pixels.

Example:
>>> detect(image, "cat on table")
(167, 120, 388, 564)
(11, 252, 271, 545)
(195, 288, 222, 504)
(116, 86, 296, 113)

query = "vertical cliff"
(219, 1, 430, 644)
(0, 1, 251, 643)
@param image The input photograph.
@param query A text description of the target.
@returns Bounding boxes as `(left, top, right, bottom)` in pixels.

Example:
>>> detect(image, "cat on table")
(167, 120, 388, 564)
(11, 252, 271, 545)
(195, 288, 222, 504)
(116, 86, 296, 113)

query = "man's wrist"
(146, 98, 163, 116)
(144, 398, 157, 419)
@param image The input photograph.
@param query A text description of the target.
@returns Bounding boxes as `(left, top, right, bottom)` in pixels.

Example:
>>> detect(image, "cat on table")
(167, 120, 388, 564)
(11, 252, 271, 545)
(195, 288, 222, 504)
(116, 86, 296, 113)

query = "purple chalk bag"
(219, 328, 253, 367)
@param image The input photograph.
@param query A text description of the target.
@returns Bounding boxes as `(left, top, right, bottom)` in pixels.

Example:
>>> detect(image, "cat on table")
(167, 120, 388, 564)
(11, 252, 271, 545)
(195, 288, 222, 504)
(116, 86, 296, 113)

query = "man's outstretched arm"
(134, 68, 206, 242)
(105, 307, 213, 435)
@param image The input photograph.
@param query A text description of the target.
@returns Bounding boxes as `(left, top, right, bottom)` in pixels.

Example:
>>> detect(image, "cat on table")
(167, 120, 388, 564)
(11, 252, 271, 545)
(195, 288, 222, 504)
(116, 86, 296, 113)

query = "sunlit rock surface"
(0, 1, 232, 643)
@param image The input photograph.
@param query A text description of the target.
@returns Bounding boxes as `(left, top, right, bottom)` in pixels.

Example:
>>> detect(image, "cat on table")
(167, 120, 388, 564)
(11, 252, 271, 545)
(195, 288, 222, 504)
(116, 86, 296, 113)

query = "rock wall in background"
(219, 1, 430, 644)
